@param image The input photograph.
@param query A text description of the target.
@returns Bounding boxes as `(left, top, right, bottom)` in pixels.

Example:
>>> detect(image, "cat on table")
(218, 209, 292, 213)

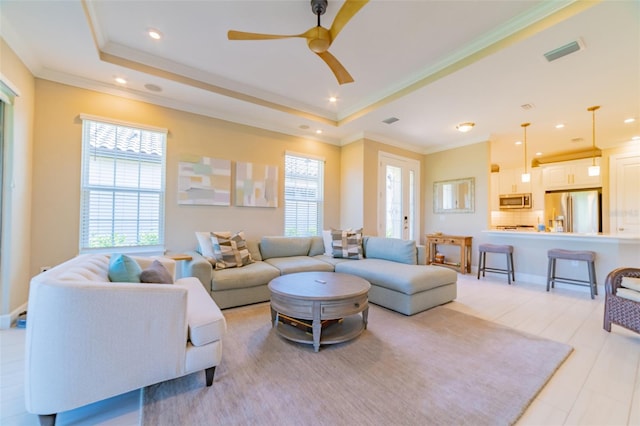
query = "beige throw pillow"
(331, 228, 363, 260)
(211, 231, 254, 270)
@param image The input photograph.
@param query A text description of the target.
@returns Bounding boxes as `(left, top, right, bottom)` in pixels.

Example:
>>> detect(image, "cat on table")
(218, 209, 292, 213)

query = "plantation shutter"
(79, 115, 167, 253)
(284, 153, 324, 237)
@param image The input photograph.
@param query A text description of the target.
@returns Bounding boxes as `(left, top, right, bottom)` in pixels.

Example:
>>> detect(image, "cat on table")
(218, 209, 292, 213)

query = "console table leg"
(363, 306, 369, 330)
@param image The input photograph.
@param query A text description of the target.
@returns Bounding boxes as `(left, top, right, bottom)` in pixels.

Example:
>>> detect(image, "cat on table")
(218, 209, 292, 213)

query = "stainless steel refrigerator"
(544, 188, 602, 233)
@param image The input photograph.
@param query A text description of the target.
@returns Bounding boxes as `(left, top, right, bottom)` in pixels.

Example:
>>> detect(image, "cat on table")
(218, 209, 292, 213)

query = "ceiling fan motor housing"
(311, 0, 328, 15)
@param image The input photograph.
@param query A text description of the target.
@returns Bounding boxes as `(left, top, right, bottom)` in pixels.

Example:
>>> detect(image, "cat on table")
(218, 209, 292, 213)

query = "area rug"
(143, 303, 572, 426)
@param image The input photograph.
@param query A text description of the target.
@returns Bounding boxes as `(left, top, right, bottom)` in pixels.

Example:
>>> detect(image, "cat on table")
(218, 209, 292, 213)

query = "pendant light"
(587, 105, 600, 177)
(521, 122, 531, 183)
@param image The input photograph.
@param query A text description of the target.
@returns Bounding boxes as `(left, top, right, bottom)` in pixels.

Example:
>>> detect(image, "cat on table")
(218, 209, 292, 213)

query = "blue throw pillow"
(108, 254, 142, 282)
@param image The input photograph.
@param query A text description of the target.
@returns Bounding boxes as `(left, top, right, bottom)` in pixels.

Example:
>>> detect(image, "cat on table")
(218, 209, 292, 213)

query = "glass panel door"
(378, 152, 420, 240)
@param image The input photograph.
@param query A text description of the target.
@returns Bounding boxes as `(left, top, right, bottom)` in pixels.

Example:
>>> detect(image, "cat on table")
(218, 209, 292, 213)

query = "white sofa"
(24, 254, 226, 425)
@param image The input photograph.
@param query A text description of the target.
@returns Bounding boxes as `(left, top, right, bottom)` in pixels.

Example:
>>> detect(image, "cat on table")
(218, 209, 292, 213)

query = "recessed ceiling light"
(115, 77, 127, 84)
(536, 152, 542, 156)
(624, 118, 636, 124)
(328, 96, 337, 103)
(315, 129, 322, 134)
(148, 29, 162, 40)
(456, 122, 474, 132)
(514, 141, 522, 145)
(555, 123, 565, 129)
(632, 136, 640, 141)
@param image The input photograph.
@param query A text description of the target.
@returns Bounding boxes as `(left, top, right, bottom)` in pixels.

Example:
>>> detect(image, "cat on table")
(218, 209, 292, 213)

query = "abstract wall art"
(235, 162, 278, 207)
(178, 155, 231, 205)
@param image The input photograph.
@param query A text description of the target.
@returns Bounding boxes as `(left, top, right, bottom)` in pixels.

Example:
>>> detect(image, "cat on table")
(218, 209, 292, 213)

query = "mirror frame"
(433, 177, 475, 214)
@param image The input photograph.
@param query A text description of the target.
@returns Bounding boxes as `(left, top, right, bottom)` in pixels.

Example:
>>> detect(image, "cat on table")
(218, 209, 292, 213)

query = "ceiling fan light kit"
(587, 105, 601, 177)
(227, 0, 369, 85)
(521, 122, 531, 183)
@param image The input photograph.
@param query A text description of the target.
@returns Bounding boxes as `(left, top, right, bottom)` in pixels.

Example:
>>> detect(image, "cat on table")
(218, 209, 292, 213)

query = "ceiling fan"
(228, 0, 368, 85)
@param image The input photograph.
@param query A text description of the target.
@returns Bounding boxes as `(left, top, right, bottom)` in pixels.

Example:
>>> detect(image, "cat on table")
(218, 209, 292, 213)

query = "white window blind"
(284, 153, 324, 237)
(79, 117, 166, 253)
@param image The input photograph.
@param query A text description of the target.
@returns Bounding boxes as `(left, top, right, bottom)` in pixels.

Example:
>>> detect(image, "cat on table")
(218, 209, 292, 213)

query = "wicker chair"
(603, 267, 640, 334)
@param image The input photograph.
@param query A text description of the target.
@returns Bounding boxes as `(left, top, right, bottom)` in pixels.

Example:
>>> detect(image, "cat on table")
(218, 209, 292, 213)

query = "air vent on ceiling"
(544, 40, 585, 62)
(520, 103, 535, 110)
(382, 117, 399, 125)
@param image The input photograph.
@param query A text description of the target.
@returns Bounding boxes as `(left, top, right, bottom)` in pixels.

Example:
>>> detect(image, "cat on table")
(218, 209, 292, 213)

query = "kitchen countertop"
(484, 229, 640, 242)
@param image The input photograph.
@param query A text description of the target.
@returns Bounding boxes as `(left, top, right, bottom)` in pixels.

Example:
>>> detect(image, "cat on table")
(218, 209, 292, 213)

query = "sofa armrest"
(25, 280, 188, 414)
(605, 267, 640, 295)
(177, 277, 226, 345)
(182, 251, 213, 292)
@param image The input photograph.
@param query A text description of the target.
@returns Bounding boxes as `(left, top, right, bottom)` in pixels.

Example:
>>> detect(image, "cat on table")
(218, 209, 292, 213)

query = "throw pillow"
(331, 228, 363, 260)
(140, 260, 174, 284)
(195, 231, 216, 259)
(621, 276, 640, 292)
(108, 254, 142, 282)
(210, 231, 254, 270)
(322, 230, 333, 256)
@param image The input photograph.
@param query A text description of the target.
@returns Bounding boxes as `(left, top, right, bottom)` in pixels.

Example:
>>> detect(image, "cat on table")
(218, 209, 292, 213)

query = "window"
(284, 153, 324, 237)
(79, 116, 167, 253)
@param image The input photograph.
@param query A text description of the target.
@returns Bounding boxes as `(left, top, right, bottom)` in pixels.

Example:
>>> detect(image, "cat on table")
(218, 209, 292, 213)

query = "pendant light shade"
(587, 106, 600, 177)
(521, 122, 531, 183)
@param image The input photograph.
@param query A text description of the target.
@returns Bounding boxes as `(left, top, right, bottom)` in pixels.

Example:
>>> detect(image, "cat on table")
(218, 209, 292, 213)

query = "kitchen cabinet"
(498, 167, 532, 195)
(542, 158, 602, 190)
(609, 153, 640, 235)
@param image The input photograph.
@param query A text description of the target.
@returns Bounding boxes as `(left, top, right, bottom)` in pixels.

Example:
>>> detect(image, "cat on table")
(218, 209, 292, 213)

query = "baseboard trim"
(0, 302, 28, 329)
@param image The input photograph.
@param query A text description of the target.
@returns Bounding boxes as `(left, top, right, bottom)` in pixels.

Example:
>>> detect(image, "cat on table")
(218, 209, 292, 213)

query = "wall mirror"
(434, 177, 475, 213)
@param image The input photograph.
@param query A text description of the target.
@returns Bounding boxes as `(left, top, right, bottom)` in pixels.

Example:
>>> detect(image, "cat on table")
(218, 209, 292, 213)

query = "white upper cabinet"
(498, 167, 532, 195)
(542, 158, 602, 190)
(610, 153, 640, 235)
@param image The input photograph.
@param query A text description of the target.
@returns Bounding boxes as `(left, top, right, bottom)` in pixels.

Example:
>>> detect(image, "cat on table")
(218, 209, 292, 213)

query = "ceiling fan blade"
(329, 0, 369, 41)
(315, 51, 354, 85)
(228, 30, 307, 41)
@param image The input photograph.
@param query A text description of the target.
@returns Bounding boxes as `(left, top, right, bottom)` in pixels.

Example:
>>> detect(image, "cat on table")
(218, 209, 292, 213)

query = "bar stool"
(477, 244, 515, 284)
(546, 249, 597, 299)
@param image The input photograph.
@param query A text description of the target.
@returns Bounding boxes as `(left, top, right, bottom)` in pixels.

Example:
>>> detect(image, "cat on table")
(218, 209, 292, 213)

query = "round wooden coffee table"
(268, 271, 370, 352)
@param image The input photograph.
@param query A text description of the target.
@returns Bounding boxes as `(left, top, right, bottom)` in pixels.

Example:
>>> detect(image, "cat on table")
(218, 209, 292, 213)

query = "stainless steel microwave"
(499, 193, 532, 209)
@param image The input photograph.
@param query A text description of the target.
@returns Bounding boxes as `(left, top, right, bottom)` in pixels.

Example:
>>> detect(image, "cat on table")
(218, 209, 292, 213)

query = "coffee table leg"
(270, 305, 277, 327)
(363, 305, 369, 330)
(312, 302, 321, 352)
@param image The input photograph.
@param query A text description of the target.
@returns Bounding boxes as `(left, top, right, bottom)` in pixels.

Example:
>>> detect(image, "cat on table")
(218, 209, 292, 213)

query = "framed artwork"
(178, 155, 231, 205)
(236, 162, 278, 207)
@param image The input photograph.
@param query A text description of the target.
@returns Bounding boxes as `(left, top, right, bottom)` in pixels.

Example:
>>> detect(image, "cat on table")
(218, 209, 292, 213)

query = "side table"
(426, 234, 472, 274)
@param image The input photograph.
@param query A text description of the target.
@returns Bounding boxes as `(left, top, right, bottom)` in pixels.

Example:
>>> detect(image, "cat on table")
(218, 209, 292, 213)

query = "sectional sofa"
(184, 235, 457, 315)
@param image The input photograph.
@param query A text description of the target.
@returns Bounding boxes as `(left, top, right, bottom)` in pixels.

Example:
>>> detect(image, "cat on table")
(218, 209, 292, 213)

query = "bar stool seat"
(547, 249, 597, 299)
(477, 244, 515, 284)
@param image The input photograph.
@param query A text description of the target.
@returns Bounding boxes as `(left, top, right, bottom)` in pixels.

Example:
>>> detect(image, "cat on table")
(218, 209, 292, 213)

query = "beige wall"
(424, 142, 490, 262)
(30, 79, 342, 277)
(0, 38, 35, 322)
(339, 140, 364, 231)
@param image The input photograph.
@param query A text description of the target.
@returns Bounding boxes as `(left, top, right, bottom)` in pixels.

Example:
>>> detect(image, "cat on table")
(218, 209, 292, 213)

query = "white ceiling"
(1, 0, 638, 168)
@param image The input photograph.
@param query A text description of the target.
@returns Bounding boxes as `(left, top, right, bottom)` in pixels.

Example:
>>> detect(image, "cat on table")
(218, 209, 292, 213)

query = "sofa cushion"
(365, 237, 417, 265)
(331, 228, 363, 259)
(210, 261, 281, 291)
(265, 256, 334, 275)
(312, 254, 352, 267)
(335, 259, 457, 295)
(260, 236, 311, 259)
(308, 236, 325, 257)
(108, 254, 142, 282)
(140, 260, 174, 284)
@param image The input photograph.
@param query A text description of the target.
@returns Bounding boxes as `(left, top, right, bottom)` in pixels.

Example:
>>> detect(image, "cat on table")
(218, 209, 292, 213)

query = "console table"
(426, 234, 472, 274)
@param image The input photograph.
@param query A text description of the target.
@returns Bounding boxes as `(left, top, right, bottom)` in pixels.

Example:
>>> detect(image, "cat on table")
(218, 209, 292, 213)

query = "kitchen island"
(480, 230, 639, 292)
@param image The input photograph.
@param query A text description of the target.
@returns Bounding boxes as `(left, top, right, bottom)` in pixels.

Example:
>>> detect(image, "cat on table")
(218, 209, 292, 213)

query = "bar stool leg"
(591, 261, 598, 296)
(506, 253, 511, 285)
(546, 257, 553, 292)
(587, 261, 595, 299)
(477, 250, 482, 280)
(509, 252, 515, 283)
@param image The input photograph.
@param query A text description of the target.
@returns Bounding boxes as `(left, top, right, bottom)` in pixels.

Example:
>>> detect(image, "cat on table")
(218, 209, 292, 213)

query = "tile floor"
(1, 272, 638, 425)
